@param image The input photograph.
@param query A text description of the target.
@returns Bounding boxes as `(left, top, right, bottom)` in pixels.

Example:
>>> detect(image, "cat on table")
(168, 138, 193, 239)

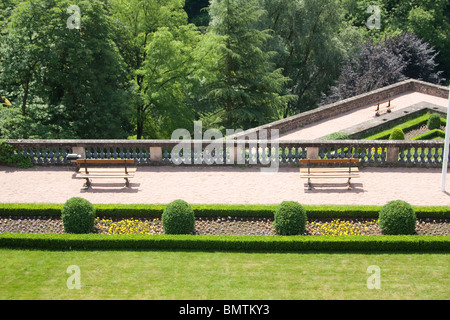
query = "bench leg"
(83, 178, 91, 189)
(125, 178, 130, 187)
(308, 178, 312, 190)
(347, 178, 352, 190)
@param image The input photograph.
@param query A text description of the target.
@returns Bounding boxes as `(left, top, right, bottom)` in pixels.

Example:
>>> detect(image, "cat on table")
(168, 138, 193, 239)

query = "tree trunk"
(22, 79, 30, 116)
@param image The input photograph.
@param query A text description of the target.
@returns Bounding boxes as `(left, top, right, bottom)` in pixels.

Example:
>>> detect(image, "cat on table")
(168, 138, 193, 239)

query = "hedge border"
(0, 203, 449, 219)
(0, 233, 448, 252)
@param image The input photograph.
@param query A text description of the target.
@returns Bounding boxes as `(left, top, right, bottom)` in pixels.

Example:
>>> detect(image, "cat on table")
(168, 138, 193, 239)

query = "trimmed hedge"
(427, 113, 441, 130)
(162, 199, 195, 234)
(273, 201, 307, 235)
(61, 197, 96, 234)
(389, 128, 405, 140)
(379, 200, 417, 235)
(0, 203, 449, 219)
(411, 129, 445, 141)
(0, 233, 448, 252)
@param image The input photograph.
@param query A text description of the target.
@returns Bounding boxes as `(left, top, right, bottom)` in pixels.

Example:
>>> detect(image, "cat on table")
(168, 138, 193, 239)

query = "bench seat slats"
(300, 158, 360, 190)
(75, 158, 136, 188)
(76, 159, 135, 164)
(301, 174, 359, 179)
(300, 168, 359, 173)
(78, 168, 137, 173)
(76, 174, 135, 179)
(299, 159, 359, 164)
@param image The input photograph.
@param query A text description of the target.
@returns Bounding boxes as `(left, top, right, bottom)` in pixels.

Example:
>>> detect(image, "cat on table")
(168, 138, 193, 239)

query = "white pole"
(441, 86, 450, 191)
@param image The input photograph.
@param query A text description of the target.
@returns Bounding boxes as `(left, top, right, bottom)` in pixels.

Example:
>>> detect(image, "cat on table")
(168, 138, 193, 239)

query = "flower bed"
(0, 215, 448, 236)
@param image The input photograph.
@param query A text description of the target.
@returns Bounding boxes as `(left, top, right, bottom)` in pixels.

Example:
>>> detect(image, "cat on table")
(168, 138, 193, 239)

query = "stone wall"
(229, 79, 448, 140)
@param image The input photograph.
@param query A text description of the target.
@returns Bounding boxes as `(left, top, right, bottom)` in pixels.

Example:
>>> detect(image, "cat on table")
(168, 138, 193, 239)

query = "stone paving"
(279, 91, 449, 140)
(1, 165, 450, 206)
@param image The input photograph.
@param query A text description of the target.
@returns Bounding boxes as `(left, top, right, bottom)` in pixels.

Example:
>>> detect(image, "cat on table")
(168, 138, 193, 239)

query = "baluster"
(286, 147, 292, 163)
(433, 147, 441, 164)
(293, 147, 299, 163)
(425, 147, 432, 164)
(405, 148, 412, 163)
(413, 147, 419, 163)
(163, 148, 170, 163)
(398, 149, 406, 163)
(380, 147, 386, 162)
(319, 148, 325, 159)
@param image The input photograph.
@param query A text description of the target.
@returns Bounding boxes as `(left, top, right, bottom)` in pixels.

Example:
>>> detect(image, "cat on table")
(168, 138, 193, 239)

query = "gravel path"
(1, 165, 450, 206)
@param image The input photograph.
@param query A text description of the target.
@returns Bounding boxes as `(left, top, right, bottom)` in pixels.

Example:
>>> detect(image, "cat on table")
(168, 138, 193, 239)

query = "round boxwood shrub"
(61, 197, 96, 234)
(427, 113, 441, 130)
(273, 201, 307, 235)
(378, 200, 416, 235)
(389, 128, 405, 140)
(162, 199, 195, 234)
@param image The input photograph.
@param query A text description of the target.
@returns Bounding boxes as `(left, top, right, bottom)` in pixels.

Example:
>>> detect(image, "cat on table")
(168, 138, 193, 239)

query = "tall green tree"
(206, 0, 292, 130)
(0, 0, 132, 138)
(261, 0, 345, 117)
(139, 24, 219, 138)
(109, 0, 188, 139)
(340, 0, 450, 79)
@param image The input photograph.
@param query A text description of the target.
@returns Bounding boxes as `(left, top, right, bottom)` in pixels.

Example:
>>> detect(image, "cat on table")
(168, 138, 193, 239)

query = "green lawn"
(0, 249, 448, 300)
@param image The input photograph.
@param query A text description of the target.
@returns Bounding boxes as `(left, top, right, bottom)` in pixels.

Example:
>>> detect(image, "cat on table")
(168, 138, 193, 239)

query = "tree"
(322, 40, 406, 104)
(340, 0, 450, 79)
(0, 0, 133, 138)
(109, 0, 189, 139)
(261, 0, 346, 117)
(0, 0, 51, 117)
(206, 0, 292, 130)
(139, 24, 217, 138)
(184, 0, 210, 26)
(322, 32, 445, 105)
(384, 32, 444, 84)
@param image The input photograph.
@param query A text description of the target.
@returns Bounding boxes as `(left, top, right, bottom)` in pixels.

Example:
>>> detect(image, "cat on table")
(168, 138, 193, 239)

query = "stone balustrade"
(6, 139, 448, 167)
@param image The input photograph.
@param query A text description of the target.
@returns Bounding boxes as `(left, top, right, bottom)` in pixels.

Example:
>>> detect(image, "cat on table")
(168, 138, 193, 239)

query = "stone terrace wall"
(230, 79, 449, 140)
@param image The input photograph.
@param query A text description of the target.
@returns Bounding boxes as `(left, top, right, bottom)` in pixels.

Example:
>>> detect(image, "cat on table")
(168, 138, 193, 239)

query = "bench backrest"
(76, 159, 135, 164)
(300, 158, 360, 164)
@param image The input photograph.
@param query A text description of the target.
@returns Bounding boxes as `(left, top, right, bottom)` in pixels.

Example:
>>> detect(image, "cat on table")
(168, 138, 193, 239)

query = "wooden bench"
(374, 99, 393, 117)
(75, 159, 136, 188)
(300, 158, 360, 190)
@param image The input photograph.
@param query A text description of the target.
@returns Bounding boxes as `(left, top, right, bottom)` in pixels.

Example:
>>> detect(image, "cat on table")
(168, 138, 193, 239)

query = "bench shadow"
(79, 182, 140, 193)
(304, 182, 364, 193)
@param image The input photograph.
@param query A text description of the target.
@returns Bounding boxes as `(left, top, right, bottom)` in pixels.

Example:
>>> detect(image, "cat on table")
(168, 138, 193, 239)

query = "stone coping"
(227, 79, 449, 140)
(333, 102, 447, 139)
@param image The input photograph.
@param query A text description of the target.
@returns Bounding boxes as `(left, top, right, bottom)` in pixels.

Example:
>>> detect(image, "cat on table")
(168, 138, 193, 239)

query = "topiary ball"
(378, 200, 416, 235)
(427, 113, 441, 130)
(389, 128, 405, 140)
(61, 197, 96, 234)
(273, 201, 307, 235)
(162, 199, 195, 234)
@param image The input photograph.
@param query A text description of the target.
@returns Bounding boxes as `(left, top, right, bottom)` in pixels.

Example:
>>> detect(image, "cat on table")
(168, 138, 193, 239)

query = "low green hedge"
(411, 129, 445, 141)
(0, 233, 448, 252)
(0, 203, 449, 219)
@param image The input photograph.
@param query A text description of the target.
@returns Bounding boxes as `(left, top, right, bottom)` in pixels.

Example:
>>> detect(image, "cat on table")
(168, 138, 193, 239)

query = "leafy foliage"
(273, 201, 307, 235)
(389, 128, 405, 140)
(61, 197, 96, 234)
(378, 200, 417, 235)
(1, 0, 448, 139)
(205, 0, 293, 130)
(0, 140, 32, 168)
(162, 199, 195, 234)
(427, 113, 442, 130)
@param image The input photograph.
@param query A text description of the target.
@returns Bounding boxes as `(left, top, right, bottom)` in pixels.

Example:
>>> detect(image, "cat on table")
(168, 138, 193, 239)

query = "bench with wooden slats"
(75, 159, 136, 188)
(300, 158, 360, 190)
(374, 99, 393, 117)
